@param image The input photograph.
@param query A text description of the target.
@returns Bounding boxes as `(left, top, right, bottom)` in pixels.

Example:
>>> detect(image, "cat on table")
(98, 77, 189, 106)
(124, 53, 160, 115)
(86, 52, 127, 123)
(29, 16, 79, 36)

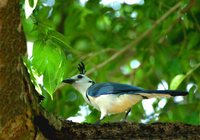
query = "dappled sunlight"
(130, 59, 141, 69)
(27, 41, 33, 59)
(100, 0, 144, 6)
(158, 98, 167, 109)
(142, 98, 156, 116)
(67, 105, 91, 123)
(174, 96, 184, 103)
(120, 65, 131, 75)
(157, 80, 168, 90)
(187, 82, 198, 93)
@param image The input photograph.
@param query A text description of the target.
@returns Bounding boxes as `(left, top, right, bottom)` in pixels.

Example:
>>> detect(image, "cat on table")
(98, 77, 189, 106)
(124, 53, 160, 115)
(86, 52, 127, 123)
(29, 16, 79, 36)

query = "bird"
(62, 62, 188, 121)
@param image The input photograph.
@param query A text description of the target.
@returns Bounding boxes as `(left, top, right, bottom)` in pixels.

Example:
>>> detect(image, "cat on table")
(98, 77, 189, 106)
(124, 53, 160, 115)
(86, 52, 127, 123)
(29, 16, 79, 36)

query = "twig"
(86, 2, 182, 75)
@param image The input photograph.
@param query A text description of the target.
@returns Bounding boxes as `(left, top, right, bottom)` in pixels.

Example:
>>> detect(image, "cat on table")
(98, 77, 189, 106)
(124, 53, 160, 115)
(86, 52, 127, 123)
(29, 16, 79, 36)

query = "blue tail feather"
(143, 90, 188, 96)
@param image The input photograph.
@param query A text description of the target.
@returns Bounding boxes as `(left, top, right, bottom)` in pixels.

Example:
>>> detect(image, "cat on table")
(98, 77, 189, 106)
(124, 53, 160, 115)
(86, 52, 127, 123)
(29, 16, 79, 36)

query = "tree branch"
(86, 1, 185, 75)
(34, 115, 200, 140)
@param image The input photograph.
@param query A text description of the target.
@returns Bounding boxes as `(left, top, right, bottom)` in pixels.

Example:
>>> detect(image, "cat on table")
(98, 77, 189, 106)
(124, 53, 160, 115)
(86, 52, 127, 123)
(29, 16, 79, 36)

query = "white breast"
(89, 94, 143, 115)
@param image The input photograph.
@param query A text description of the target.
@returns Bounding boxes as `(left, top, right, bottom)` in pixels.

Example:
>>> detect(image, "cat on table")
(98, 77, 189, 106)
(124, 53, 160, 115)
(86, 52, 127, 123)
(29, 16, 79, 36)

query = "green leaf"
(48, 30, 72, 49)
(32, 39, 68, 99)
(170, 63, 200, 90)
(32, 40, 47, 74)
(170, 74, 186, 90)
(29, 0, 34, 7)
(159, 103, 200, 125)
(22, 17, 34, 34)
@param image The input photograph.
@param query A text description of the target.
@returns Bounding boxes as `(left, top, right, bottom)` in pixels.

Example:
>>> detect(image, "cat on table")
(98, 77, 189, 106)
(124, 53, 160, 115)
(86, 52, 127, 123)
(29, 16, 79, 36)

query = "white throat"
(72, 83, 93, 104)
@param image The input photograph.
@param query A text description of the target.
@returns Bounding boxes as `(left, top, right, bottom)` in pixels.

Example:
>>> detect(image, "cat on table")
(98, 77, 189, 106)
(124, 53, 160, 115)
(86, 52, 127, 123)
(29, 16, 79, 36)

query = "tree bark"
(0, 0, 44, 139)
(0, 1, 199, 140)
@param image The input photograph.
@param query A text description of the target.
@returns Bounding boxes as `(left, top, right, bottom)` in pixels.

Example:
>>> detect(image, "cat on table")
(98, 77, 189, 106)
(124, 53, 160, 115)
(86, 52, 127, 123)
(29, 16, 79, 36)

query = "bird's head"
(62, 62, 95, 94)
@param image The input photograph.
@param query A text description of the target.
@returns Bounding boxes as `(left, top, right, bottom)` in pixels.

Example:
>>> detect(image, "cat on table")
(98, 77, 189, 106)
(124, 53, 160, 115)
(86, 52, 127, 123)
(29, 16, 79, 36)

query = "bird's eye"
(89, 80, 95, 84)
(77, 75, 83, 79)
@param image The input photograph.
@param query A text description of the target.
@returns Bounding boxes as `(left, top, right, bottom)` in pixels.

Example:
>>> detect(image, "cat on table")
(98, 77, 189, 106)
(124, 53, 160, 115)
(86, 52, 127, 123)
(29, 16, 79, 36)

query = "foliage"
(21, 0, 200, 124)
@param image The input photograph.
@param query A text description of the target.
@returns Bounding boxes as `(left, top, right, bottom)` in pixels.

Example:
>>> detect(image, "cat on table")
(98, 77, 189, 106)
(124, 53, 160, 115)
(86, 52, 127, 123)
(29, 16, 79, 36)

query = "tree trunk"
(0, 0, 44, 139)
(0, 1, 199, 140)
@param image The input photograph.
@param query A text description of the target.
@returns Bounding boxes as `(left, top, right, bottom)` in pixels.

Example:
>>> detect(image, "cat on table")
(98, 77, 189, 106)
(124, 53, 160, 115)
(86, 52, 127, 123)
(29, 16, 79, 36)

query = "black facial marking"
(89, 80, 95, 85)
(77, 75, 83, 79)
(86, 93, 91, 103)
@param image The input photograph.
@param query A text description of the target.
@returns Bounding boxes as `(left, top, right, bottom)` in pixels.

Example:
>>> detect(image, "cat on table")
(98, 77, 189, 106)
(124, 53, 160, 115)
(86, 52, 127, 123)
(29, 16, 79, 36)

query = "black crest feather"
(78, 62, 86, 74)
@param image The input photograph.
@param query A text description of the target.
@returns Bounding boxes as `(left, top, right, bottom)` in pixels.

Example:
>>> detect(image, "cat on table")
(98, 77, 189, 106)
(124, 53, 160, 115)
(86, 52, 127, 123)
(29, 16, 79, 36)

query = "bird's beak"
(62, 78, 76, 84)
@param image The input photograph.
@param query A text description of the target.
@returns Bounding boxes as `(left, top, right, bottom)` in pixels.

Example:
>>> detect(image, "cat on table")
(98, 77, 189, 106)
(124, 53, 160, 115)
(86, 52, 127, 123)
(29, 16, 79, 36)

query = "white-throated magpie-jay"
(62, 62, 188, 121)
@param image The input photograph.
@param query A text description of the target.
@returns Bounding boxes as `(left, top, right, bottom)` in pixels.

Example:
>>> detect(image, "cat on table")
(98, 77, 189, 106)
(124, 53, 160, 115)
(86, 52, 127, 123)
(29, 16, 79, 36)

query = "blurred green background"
(21, 0, 200, 124)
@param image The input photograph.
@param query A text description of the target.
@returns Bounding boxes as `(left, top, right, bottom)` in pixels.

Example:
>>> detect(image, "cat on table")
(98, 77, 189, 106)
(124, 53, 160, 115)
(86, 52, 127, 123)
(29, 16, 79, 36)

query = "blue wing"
(87, 82, 188, 97)
(87, 82, 144, 97)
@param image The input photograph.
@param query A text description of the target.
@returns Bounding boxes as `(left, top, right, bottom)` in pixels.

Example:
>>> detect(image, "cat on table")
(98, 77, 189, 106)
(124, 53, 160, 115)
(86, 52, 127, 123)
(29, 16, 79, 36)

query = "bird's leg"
(94, 120, 101, 124)
(94, 116, 105, 124)
(94, 109, 107, 124)
(123, 108, 131, 121)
